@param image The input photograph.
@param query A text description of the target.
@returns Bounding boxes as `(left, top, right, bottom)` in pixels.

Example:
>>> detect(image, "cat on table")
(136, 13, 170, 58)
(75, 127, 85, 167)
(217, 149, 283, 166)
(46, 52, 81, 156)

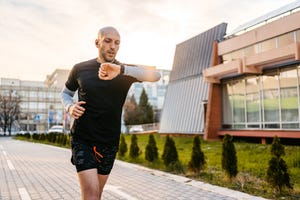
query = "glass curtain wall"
(222, 65, 300, 130)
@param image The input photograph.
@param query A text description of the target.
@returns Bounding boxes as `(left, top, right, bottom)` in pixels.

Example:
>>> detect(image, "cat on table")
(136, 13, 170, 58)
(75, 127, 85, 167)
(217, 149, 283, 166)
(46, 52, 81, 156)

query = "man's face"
(97, 31, 120, 63)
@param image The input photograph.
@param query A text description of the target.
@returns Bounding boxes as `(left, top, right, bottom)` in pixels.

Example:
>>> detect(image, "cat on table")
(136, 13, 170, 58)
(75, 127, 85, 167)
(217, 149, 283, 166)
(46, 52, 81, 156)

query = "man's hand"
(98, 63, 121, 80)
(69, 101, 86, 119)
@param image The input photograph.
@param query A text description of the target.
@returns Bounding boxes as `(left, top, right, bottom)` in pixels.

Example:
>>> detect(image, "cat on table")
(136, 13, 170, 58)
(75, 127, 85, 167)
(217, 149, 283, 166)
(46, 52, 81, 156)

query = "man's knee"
(82, 186, 101, 200)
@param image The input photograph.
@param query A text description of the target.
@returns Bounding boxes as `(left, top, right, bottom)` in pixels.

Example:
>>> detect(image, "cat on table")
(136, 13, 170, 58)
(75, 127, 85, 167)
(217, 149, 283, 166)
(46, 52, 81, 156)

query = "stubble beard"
(101, 52, 115, 63)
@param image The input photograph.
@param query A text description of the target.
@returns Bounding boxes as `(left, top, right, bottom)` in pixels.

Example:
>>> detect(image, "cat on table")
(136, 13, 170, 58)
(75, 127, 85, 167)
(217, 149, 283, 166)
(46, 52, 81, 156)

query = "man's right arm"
(61, 86, 86, 119)
(61, 86, 75, 112)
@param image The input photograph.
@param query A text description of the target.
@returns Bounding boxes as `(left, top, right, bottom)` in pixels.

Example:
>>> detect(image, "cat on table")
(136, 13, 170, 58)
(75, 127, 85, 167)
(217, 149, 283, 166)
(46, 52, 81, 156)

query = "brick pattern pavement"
(0, 137, 266, 200)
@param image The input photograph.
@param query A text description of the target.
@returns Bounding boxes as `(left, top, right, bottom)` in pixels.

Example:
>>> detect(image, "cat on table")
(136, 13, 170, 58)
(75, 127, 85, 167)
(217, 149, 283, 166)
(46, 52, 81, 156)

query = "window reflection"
(280, 68, 298, 125)
(246, 77, 260, 123)
(262, 71, 280, 124)
(222, 65, 300, 130)
(231, 80, 245, 123)
(222, 84, 233, 127)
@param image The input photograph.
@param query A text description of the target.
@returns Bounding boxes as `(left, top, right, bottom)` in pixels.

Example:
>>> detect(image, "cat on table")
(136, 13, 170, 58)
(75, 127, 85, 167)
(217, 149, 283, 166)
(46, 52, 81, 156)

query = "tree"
(221, 134, 238, 179)
(162, 135, 179, 167)
(129, 134, 140, 159)
(0, 90, 21, 135)
(124, 95, 141, 125)
(266, 136, 292, 193)
(188, 135, 206, 174)
(139, 88, 154, 124)
(118, 134, 128, 157)
(145, 134, 158, 162)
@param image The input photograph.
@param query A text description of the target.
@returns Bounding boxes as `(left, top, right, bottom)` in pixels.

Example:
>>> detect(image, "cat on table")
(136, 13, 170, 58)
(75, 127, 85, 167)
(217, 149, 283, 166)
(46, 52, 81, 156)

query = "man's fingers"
(70, 101, 86, 119)
(78, 101, 86, 105)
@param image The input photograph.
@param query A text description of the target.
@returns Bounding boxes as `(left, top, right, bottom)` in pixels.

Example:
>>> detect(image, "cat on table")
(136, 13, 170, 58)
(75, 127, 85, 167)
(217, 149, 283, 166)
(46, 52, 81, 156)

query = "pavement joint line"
(18, 187, 32, 200)
(7, 159, 15, 170)
(2, 150, 7, 156)
(105, 185, 138, 200)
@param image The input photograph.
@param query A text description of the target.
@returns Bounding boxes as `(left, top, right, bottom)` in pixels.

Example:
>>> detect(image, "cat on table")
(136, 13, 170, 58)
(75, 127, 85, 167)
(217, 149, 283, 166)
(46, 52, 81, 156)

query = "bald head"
(96, 26, 121, 63)
(98, 26, 120, 39)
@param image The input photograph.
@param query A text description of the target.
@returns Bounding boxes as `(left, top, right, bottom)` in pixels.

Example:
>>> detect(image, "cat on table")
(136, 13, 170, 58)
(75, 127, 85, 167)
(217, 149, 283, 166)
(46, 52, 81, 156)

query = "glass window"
(261, 38, 276, 53)
(231, 80, 245, 123)
(246, 77, 260, 123)
(280, 68, 299, 124)
(29, 91, 37, 98)
(38, 91, 46, 98)
(222, 66, 300, 130)
(38, 102, 47, 109)
(277, 32, 295, 48)
(29, 102, 37, 109)
(222, 84, 233, 126)
(262, 71, 280, 123)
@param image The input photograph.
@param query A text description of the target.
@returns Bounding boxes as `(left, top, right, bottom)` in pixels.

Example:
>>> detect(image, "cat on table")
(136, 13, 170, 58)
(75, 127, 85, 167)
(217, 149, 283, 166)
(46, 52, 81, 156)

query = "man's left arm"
(98, 63, 161, 82)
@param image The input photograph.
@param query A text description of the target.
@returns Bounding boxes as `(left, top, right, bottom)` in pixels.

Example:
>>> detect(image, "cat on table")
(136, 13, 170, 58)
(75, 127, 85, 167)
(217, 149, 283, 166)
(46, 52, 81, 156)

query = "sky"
(0, 0, 296, 81)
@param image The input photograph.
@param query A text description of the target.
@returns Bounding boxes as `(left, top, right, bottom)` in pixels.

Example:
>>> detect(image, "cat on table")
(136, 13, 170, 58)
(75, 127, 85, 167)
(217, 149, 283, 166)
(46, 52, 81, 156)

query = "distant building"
(44, 69, 70, 89)
(127, 69, 170, 110)
(0, 78, 63, 133)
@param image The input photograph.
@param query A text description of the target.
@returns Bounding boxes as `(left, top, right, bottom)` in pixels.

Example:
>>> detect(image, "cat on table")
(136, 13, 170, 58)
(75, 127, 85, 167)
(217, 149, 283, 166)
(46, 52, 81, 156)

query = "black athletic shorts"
(70, 137, 118, 175)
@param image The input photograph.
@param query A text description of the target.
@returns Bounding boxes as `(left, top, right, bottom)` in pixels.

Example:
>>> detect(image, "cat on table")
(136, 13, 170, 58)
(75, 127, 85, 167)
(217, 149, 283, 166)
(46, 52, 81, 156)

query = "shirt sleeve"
(65, 65, 79, 91)
(124, 65, 161, 82)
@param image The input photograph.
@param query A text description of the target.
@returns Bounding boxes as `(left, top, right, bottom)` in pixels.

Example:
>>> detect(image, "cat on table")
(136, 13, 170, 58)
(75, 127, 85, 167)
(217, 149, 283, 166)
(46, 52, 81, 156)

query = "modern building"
(203, 1, 300, 142)
(160, 1, 300, 142)
(159, 23, 227, 135)
(0, 78, 64, 133)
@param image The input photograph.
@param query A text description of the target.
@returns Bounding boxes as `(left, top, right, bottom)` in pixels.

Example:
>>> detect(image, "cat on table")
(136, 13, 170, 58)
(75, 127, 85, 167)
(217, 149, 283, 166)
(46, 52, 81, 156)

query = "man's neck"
(96, 57, 115, 64)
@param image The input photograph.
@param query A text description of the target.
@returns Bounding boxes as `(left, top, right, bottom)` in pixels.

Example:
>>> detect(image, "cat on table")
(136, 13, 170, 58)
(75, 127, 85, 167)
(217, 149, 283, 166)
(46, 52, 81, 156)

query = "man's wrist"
(119, 64, 125, 75)
(66, 103, 73, 113)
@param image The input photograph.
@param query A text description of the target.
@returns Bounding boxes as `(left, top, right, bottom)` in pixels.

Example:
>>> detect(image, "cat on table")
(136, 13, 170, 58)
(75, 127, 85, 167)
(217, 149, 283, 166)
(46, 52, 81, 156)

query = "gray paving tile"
(0, 137, 267, 200)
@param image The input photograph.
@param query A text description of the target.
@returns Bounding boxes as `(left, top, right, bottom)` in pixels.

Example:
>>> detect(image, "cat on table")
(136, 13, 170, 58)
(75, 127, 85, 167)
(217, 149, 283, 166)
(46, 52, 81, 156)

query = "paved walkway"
(0, 137, 267, 200)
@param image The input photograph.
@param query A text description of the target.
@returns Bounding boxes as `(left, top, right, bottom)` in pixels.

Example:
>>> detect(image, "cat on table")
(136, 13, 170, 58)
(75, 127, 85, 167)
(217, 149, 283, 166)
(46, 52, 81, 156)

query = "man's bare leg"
(98, 174, 110, 199)
(78, 169, 102, 200)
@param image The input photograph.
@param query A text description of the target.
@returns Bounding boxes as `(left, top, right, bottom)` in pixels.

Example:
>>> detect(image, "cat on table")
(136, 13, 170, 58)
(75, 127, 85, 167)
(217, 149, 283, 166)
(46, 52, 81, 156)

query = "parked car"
(48, 125, 64, 133)
(129, 125, 144, 133)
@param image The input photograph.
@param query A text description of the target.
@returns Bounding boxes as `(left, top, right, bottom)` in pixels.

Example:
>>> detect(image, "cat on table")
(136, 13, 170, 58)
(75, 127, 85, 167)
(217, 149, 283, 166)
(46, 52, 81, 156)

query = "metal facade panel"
(159, 23, 227, 134)
(170, 23, 227, 82)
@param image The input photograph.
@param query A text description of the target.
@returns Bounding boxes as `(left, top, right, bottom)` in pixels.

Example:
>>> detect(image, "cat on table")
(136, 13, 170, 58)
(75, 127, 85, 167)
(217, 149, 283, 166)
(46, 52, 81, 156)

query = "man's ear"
(95, 39, 99, 47)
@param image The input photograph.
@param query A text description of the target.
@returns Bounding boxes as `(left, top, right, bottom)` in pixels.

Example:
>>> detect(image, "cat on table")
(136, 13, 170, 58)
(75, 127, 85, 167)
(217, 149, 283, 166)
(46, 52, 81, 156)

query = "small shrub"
(129, 134, 140, 159)
(188, 135, 206, 174)
(222, 134, 238, 179)
(39, 134, 46, 141)
(266, 136, 293, 193)
(162, 135, 179, 167)
(118, 134, 128, 157)
(24, 133, 31, 139)
(145, 134, 158, 162)
(32, 133, 39, 140)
